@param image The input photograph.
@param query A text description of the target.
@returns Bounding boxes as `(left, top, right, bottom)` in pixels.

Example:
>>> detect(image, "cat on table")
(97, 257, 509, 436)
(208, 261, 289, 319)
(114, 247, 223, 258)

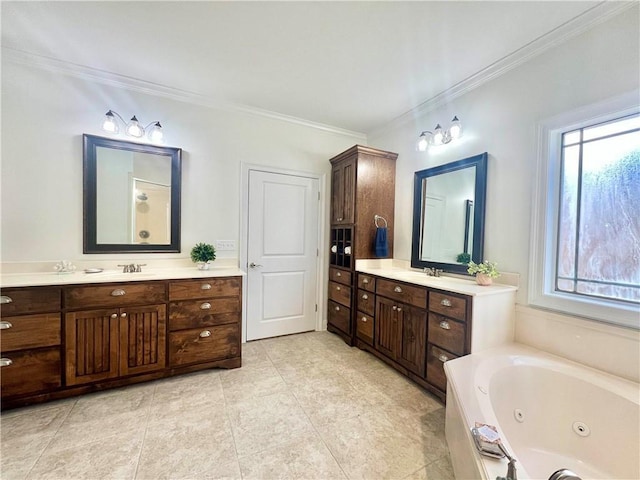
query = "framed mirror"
(411, 152, 488, 274)
(83, 134, 182, 253)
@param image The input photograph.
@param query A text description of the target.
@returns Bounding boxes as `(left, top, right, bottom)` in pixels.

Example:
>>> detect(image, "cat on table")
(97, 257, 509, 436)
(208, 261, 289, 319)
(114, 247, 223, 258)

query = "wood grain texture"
(356, 289, 375, 316)
(0, 313, 61, 351)
(169, 277, 240, 301)
(119, 304, 166, 376)
(328, 267, 352, 286)
(428, 313, 465, 356)
(0, 347, 61, 397)
(426, 344, 459, 392)
(64, 282, 167, 309)
(327, 300, 351, 336)
(169, 297, 240, 331)
(168, 324, 239, 366)
(0, 287, 61, 315)
(356, 311, 374, 345)
(396, 305, 427, 378)
(328, 281, 351, 308)
(428, 291, 468, 322)
(357, 274, 376, 292)
(376, 278, 427, 309)
(374, 296, 399, 360)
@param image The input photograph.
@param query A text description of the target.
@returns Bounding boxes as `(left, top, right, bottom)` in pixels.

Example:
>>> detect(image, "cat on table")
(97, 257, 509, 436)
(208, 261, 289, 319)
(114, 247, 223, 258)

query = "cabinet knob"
(336, 286, 341, 291)
(335, 306, 340, 312)
(110, 313, 118, 319)
(438, 354, 449, 363)
(336, 272, 341, 277)
(362, 294, 368, 300)
(397, 307, 402, 312)
(392, 305, 397, 311)
(394, 286, 403, 293)
(0, 321, 13, 330)
(201, 283, 212, 290)
(0, 296, 13, 304)
(363, 278, 369, 284)
(120, 312, 127, 318)
(111, 289, 126, 297)
(361, 316, 367, 323)
(199, 330, 212, 338)
(337, 217, 343, 221)
(439, 321, 451, 330)
(0, 358, 13, 367)
(200, 302, 212, 310)
(440, 298, 452, 307)
(331, 245, 338, 253)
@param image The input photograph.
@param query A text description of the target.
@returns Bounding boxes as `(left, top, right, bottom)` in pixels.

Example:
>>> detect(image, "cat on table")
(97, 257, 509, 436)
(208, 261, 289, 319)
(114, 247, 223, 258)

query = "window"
(530, 94, 640, 329)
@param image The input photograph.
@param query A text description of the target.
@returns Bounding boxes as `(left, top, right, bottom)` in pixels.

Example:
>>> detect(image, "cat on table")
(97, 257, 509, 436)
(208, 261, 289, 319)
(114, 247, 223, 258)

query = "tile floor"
(1, 331, 454, 480)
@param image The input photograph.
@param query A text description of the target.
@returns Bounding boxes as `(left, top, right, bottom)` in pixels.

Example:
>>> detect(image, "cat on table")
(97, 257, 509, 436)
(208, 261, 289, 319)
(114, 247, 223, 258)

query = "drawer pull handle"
(361, 316, 367, 323)
(394, 286, 402, 293)
(440, 299, 452, 307)
(121, 312, 127, 318)
(199, 330, 211, 338)
(335, 306, 340, 312)
(438, 354, 449, 363)
(362, 294, 368, 300)
(0, 321, 13, 330)
(111, 289, 126, 297)
(201, 284, 212, 290)
(439, 321, 451, 330)
(363, 278, 369, 284)
(110, 313, 118, 319)
(336, 272, 341, 277)
(200, 302, 212, 310)
(0, 358, 13, 367)
(336, 286, 341, 291)
(0, 296, 13, 304)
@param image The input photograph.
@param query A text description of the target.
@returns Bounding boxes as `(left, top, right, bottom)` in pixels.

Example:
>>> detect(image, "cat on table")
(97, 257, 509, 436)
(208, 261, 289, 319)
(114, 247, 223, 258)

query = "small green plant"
(456, 252, 471, 264)
(190, 242, 216, 263)
(467, 260, 500, 278)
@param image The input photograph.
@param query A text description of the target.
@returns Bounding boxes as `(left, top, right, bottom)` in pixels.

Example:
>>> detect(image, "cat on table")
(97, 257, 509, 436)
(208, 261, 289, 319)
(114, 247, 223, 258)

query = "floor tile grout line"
(220, 367, 244, 479)
(131, 383, 158, 480)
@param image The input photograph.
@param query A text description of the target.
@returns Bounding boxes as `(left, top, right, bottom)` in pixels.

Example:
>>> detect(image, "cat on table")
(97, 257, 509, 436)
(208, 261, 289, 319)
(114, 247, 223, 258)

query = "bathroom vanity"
(0, 269, 242, 409)
(353, 263, 516, 402)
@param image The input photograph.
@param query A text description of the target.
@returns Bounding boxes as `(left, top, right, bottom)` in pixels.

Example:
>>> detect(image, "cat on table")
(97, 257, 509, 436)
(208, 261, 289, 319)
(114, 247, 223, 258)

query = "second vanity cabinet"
(355, 271, 515, 402)
(1, 275, 242, 409)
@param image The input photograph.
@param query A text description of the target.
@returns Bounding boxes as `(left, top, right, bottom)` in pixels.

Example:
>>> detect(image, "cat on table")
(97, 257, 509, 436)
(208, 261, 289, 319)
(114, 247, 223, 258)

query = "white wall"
(1, 62, 361, 263)
(368, 9, 640, 379)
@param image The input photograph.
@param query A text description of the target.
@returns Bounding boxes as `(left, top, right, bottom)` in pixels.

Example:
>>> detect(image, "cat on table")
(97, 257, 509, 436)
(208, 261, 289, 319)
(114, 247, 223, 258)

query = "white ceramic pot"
(196, 261, 211, 270)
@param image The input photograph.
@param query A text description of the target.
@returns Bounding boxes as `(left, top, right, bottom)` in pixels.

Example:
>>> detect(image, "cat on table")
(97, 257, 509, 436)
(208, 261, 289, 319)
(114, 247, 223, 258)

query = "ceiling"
(1, 1, 609, 134)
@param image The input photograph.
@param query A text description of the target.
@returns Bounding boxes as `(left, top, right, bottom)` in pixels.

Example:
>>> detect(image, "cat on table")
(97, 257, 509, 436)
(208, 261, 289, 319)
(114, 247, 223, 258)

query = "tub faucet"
(496, 458, 517, 480)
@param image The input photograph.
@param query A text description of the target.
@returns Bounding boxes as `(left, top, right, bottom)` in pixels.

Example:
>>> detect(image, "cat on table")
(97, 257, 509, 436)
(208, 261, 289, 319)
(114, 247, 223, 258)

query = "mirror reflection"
(411, 152, 488, 274)
(84, 135, 182, 253)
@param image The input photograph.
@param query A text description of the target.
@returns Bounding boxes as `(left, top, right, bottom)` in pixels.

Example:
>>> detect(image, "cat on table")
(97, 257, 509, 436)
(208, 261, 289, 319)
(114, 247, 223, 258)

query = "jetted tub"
(444, 344, 639, 480)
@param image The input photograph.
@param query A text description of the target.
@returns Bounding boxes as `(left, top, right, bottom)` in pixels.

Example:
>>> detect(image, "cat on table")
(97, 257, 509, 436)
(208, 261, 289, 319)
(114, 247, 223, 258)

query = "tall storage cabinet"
(327, 145, 397, 344)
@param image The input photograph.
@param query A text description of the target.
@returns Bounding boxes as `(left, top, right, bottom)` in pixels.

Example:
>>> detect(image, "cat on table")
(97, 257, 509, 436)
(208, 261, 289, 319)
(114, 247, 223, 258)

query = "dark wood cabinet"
(327, 145, 398, 344)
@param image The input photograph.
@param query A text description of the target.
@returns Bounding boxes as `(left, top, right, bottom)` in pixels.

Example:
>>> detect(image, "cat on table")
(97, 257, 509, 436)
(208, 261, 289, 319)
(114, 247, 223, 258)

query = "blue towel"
(374, 227, 388, 257)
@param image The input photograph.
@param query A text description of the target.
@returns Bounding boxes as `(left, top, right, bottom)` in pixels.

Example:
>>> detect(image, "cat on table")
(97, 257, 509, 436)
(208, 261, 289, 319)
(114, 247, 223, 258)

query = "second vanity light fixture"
(416, 116, 462, 151)
(101, 110, 164, 143)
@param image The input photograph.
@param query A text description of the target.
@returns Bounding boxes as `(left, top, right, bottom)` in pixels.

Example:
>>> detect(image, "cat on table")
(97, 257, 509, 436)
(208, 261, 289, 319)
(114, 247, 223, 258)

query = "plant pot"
(475, 273, 493, 286)
(196, 261, 211, 270)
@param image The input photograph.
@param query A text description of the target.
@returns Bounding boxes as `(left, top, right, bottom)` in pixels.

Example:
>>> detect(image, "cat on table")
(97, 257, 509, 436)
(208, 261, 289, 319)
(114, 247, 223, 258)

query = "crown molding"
(2, 47, 367, 141)
(367, 1, 636, 138)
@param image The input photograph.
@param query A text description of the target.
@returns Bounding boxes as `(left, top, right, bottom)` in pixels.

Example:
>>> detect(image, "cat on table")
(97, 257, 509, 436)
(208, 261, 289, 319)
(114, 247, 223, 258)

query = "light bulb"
(431, 124, 444, 146)
(449, 116, 462, 139)
(102, 111, 119, 134)
(126, 116, 144, 138)
(147, 122, 164, 143)
(417, 133, 429, 152)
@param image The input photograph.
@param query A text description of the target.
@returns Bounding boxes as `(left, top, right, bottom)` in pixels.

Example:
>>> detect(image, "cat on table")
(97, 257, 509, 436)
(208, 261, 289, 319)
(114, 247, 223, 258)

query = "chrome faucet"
(496, 444, 517, 480)
(424, 267, 444, 277)
(117, 263, 146, 273)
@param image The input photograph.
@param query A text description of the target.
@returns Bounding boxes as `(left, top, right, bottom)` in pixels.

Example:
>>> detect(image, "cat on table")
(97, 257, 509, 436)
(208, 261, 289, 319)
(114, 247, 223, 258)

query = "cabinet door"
(397, 305, 427, 377)
(65, 309, 119, 386)
(375, 296, 399, 360)
(331, 159, 355, 224)
(119, 304, 167, 376)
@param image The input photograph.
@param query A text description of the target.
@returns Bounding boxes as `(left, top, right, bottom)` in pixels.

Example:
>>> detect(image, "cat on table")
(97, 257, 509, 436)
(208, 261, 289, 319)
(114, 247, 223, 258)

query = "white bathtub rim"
(444, 342, 640, 480)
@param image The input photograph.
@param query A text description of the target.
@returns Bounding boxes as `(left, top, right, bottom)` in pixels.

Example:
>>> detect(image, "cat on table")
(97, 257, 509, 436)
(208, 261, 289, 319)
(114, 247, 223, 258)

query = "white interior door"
(246, 170, 319, 341)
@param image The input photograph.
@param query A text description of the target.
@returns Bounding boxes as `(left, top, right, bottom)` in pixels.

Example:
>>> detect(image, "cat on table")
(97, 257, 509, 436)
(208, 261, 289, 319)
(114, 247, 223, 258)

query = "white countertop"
(1, 267, 245, 288)
(356, 265, 517, 297)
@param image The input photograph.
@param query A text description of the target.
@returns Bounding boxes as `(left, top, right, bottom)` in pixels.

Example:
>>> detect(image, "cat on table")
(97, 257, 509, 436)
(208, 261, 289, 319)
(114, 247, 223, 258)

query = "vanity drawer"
(356, 311, 374, 345)
(357, 289, 375, 316)
(428, 313, 465, 356)
(426, 344, 458, 392)
(169, 277, 241, 301)
(328, 281, 351, 307)
(169, 297, 241, 331)
(377, 278, 426, 309)
(0, 347, 62, 397)
(429, 291, 468, 322)
(0, 314, 61, 352)
(169, 324, 240, 366)
(65, 282, 166, 310)
(327, 300, 351, 335)
(358, 274, 376, 292)
(0, 287, 61, 316)
(329, 267, 352, 286)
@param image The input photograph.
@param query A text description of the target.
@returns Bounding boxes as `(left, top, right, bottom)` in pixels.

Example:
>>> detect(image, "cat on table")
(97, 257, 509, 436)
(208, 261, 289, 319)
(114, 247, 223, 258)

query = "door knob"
(249, 262, 263, 268)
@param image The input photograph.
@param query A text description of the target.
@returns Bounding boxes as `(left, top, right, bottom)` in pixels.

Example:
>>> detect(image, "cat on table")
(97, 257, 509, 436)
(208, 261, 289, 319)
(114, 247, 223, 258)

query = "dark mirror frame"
(411, 152, 488, 274)
(83, 134, 182, 254)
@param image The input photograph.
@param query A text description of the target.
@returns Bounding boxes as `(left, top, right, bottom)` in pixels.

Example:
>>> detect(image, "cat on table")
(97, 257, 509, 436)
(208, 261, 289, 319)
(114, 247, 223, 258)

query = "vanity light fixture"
(417, 116, 462, 151)
(101, 110, 164, 143)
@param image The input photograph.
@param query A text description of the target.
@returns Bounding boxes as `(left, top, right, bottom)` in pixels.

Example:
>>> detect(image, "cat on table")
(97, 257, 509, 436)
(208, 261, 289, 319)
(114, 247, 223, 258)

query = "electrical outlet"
(215, 240, 236, 251)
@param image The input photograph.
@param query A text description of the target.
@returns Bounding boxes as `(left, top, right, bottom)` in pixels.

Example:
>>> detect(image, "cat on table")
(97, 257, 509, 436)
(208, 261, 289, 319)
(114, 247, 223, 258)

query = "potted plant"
(467, 260, 500, 286)
(456, 252, 471, 264)
(190, 242, 216, 270)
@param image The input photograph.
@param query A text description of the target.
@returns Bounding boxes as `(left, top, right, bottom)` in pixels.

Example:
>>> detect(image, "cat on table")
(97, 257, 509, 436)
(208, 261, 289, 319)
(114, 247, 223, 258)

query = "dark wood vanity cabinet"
(327, 145, 398, 345)
(1, 276, 242, 410)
